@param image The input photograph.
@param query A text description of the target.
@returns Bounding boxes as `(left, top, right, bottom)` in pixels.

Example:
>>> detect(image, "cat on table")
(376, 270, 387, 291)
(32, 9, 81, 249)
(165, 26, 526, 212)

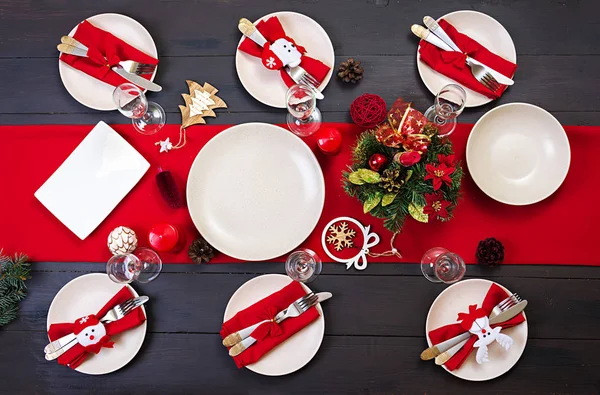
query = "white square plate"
(35, 121, 149, 239)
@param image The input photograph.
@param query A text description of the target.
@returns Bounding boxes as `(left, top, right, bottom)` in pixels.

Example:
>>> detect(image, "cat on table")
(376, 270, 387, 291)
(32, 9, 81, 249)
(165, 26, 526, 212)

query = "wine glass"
(420, 247, 466, 284)
(424, 84, 467, 137)
(285, 84, 322, 137)
(285, 248, 322, 283)
(107, 247, 162, 284)
(113, 83, 166, 135)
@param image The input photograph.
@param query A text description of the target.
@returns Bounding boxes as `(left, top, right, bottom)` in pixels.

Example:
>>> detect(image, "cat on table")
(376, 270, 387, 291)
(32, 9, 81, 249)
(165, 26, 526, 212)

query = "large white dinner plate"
(235, 11, 335, 108)
(35, 121, 150, 239)
(59, 13, 158, 111)
(223, 274, 325, 376)
(46, 273, 147, 375)
(425, 279, 528, 381)
(187, 123, 325, 261)
(467, 103, 570, 205)
(416, 10, 517, 107)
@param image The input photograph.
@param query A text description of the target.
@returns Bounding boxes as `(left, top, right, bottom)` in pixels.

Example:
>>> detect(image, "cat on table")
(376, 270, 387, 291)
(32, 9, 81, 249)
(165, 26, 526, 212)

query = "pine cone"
(380, 168, 403, 193)
(476, 238, 504, 267)
(337, 58, 364, 84)
(188, 237, 214, 264)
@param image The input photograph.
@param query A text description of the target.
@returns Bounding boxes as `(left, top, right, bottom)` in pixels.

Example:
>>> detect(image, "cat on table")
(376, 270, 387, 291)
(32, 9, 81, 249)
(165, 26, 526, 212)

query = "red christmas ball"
(350, 94, 387, 129)
(148, 223, 180, 252)
(316, 127, 342, 155)
(369, 153, 388, 171)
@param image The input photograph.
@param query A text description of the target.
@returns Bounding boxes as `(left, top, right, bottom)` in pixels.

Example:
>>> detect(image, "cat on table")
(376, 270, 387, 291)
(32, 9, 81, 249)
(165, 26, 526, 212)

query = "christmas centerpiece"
(344, 97, 463, 233)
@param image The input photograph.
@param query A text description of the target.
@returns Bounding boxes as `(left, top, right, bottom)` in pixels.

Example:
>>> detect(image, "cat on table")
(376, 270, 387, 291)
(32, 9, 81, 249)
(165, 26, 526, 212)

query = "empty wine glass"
(107, 247, 162, 284)
(113, 83, 165, 135)
(285, 84, 322, 137)
(420, 247, 466, 284)
(424, 84, 467, 137)
(285, 248, 322, 283)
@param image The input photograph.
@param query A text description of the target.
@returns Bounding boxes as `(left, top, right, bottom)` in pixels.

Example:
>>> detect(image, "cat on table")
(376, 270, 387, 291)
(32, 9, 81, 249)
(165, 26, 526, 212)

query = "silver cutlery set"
(44, 296, 149, 361)
(223, 291, 332, 357)
(420, 293, 528, 365)
(411, 16, 514, 92)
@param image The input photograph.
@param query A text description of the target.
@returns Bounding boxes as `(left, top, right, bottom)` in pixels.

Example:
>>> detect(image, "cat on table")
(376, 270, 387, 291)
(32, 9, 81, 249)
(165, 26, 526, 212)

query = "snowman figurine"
(261, 37, 303, 70)
(73, 315, 114, 354)
(457, 305, 513, 364)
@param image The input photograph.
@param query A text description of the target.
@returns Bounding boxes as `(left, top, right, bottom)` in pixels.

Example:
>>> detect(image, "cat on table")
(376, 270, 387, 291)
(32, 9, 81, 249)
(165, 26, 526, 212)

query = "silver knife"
(435, 338, 469, 365)
(421, 300, 528, 361)
(237, 18, 324, 100)
(226, 292, 331, 356)
(57, 43, 162, 92)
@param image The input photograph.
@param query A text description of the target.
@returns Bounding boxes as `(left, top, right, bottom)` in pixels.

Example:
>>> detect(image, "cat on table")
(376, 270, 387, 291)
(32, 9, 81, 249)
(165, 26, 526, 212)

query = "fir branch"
(0, 251, 31, 327)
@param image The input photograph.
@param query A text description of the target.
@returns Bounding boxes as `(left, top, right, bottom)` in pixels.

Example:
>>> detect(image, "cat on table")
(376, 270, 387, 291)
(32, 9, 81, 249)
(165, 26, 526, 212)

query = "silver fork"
(465, 57, 500, 92)
(284, 66, 325, 100)
(44, 296, 149, 360)
(490, 293, 521, 318)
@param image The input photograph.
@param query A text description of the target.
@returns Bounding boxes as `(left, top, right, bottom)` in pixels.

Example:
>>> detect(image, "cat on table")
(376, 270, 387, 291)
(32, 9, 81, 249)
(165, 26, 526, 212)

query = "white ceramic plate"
(46, 273, 147, 375)
(187, 123, 325, 261)
(35, 121, 150, 239)
(223, 274, 325, 376)
(467, 103, 570, 205)
(425, 279, 528, 381)
(235, 11, 335, 108)
(416, 10, 517, 107)
(59, 13, 158, 111)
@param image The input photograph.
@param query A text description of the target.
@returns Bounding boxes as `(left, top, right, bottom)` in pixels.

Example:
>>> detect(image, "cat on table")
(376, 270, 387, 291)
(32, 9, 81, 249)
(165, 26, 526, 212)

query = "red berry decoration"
(350, 94, 387, 129)
(368, 153, 387, 172)
(316, 127, 342, 155)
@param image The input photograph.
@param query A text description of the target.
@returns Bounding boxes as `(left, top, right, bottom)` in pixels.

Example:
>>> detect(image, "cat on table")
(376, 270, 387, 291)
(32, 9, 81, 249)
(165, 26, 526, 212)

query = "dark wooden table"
(1, 1, 600, 393)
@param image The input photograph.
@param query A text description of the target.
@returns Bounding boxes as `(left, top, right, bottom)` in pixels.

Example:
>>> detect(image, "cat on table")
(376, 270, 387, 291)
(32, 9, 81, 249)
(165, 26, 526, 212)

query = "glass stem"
(141, 110, 153, 123)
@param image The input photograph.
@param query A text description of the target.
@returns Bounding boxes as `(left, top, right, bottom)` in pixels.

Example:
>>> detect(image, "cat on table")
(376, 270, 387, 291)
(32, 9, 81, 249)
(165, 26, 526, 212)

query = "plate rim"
(416, 9, 517, 108)
(466, 102, 571, 205)
(46, 273, 147, 375)
(222, 273, 325, 376)
(58, 12, 158, 111)
(425, 278, 528, 381)
(186, 122, 326, 261)
(234, 10, 335, 108)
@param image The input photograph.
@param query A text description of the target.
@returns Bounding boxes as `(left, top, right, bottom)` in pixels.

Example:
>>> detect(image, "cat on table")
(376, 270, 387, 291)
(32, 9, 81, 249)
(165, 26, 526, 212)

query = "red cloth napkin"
(428, 283, 525, 371)
(418, 19, 517, 99)
(47, 286, 146, 369)
(237, 16, 331, 88)
(220, 281, 320, 368)
(59, 20, 158, 88)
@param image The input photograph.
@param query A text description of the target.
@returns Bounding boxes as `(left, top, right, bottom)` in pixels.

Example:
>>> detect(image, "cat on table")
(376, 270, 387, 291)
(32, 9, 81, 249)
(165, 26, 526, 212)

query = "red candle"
(148, 223, 179, 252)
(316, 127, 342, 155)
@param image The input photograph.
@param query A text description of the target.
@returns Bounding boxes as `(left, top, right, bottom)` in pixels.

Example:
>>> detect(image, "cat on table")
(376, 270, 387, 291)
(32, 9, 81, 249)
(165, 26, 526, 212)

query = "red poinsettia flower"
(424, 163, 455, 191)
(438, 154, 456, 167)
(423, 192, 451, 220)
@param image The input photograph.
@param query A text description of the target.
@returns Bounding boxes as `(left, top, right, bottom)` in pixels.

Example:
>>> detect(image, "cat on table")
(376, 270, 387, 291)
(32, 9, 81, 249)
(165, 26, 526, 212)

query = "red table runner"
(0, 123, 597, 265)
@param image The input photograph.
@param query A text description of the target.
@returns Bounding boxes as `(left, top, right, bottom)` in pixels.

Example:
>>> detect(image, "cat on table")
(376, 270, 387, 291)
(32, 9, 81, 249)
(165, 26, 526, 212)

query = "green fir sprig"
(0, 251, 31, 327)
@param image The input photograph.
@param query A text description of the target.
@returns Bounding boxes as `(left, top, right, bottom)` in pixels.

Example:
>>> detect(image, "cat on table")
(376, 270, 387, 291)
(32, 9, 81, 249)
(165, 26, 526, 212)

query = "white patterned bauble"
(107, 226, 138, 255)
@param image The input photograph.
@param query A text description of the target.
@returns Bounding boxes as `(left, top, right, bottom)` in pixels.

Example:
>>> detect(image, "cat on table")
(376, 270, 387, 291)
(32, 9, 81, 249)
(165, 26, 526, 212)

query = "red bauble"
(369, 153, 387, 171)
(148, 223, 180, 252)
(350, 94, 387, 129)
(395, 151, 421, 167)
(316, 127, 342, 155)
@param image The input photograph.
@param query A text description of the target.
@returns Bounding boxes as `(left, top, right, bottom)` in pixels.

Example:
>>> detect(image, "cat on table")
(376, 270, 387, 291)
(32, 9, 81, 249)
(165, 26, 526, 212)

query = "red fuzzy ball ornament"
(369, 153, 387, 171)
(350, 94, 387, 129)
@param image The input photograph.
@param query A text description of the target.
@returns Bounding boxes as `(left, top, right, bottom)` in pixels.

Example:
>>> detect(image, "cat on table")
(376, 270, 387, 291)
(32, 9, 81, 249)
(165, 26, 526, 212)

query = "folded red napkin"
(47, 286, 146, 369)
(237, 16, 331, 88)
(428, 283, 525, 371)
(59, 20, 158, 88)
(418, 19, 517, 99)
(220, 281, 319, 368)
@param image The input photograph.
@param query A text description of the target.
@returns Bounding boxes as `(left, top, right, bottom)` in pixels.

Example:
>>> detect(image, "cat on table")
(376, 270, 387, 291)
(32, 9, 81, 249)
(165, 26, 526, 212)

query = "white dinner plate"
(46, 273, 147, 375)
(425, 279, 528, 381)
(416, 10, 517, 107)
(59, 13, 158, 111)
(235, 11, 335, 108)
(35, 121, 150, 239)
(223, 274, 325, 376)
(467, 103, 570, 205)
(187, 123, 325, 261)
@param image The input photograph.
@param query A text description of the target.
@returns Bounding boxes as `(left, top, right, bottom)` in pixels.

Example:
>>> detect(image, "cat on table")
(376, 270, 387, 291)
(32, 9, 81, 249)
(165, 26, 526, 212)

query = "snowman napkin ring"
(321, 216, 380, 271)
(458, 305, 514, 364)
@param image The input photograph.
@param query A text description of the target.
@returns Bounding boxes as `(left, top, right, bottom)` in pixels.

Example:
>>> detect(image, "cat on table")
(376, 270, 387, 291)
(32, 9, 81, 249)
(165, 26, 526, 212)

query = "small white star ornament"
(158, 138, 173, 153)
